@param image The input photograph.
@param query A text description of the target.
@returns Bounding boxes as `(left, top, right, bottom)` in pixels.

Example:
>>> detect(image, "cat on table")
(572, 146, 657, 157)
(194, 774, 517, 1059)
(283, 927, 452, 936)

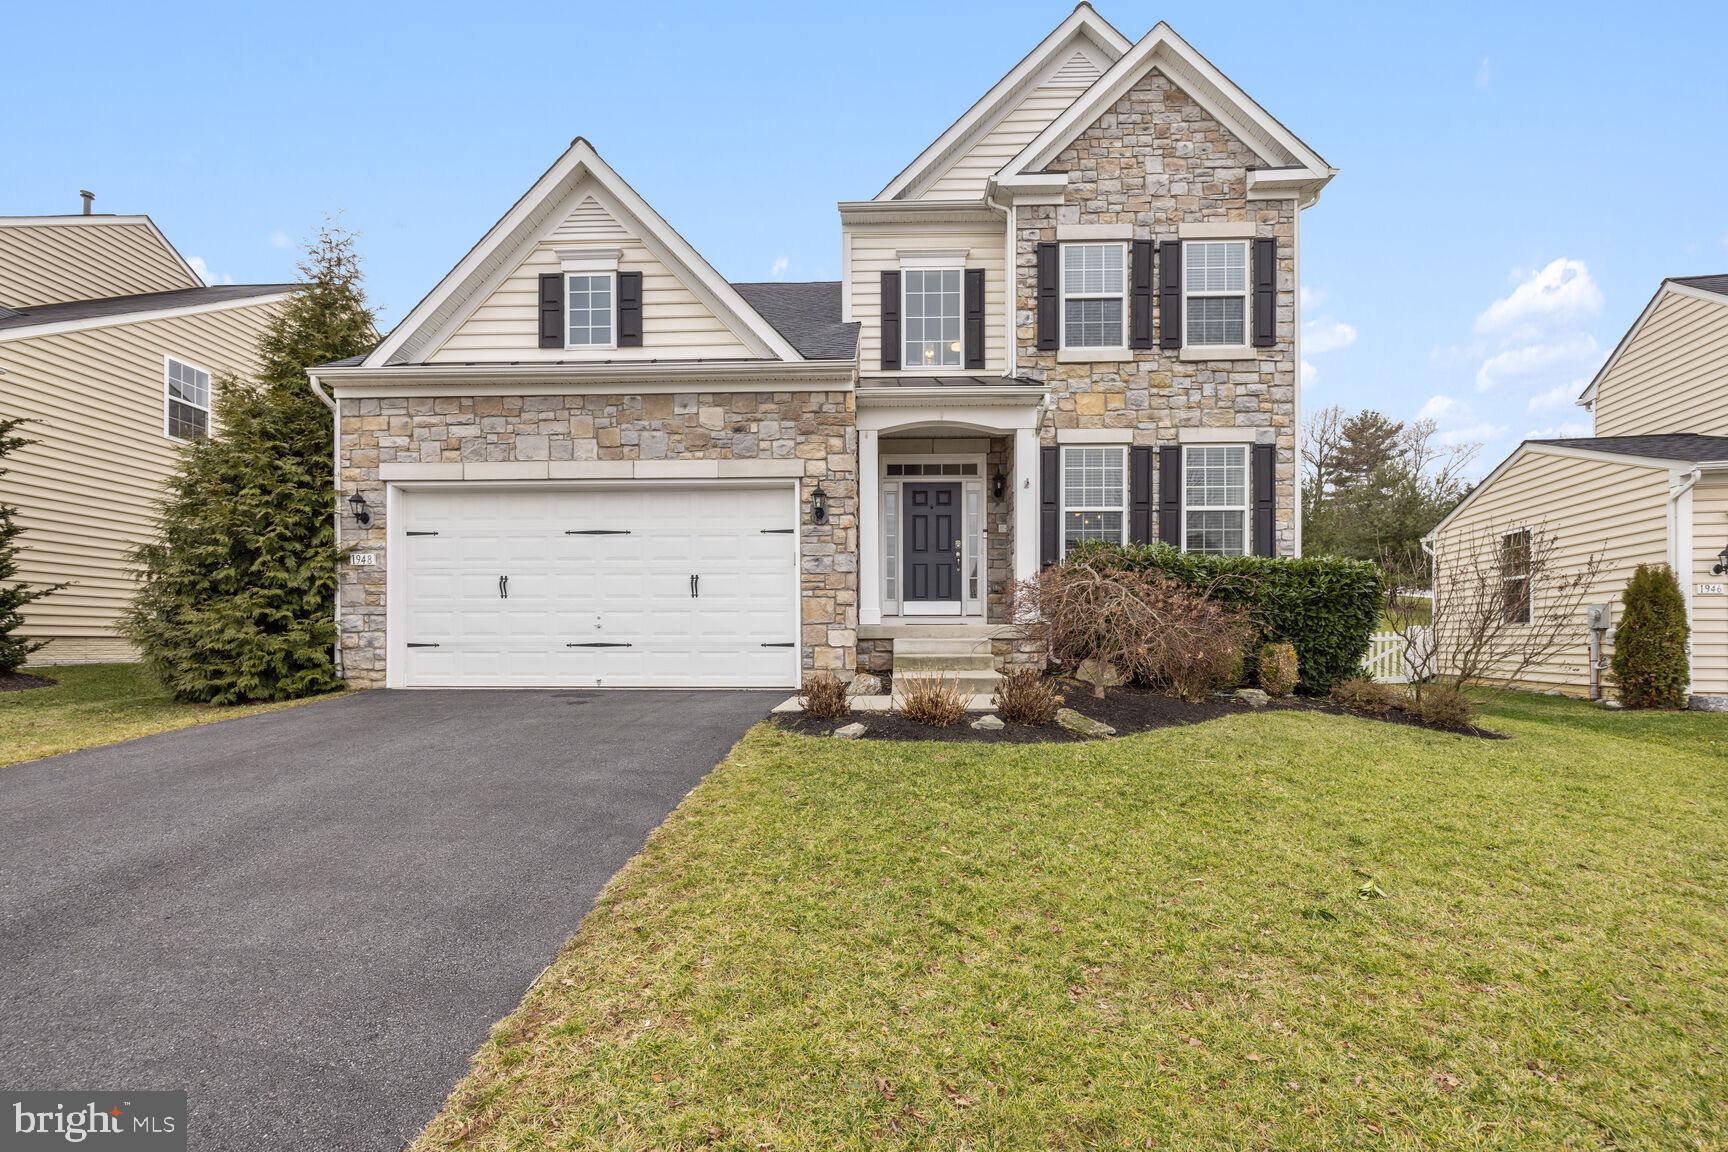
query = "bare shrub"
(898, 674, 967, 727)
(1330, 676, 1401, 715)
(992, 669, 1060, 726)
(1008, 563, 1250, 701)
(1258, 641, 1299, 697)
(1415, 684, 1478, 730)
(799, 673, 850, 719)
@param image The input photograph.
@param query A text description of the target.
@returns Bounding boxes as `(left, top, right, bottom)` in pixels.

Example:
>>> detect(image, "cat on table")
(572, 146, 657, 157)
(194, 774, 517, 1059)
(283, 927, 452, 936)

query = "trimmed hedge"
(1066, 541, 1384, 692)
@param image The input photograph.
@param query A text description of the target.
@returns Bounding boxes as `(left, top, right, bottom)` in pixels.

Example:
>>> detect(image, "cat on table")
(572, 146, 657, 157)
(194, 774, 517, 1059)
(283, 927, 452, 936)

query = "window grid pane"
(1183, 446, 1247, 555)
(1185, 241, 1247, 293)
(1186, 296, 1245, 346)
(1065, 511, 1124, 553)
(1063, 243, 1124, 295)
(1185, 510, 1245, 556)
(567, 273, 613, 346)
(884, 490, 899, 602)
(1064, 298, 1123, 348)
(903, 268, 961, 368)
(1063, 446, 1125, 508)
(165, 358, 210, 440)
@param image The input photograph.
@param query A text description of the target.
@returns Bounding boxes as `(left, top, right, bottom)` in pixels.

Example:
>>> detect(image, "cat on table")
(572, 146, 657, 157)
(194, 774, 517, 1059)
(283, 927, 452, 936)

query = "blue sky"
(6, 1, 1725, 475)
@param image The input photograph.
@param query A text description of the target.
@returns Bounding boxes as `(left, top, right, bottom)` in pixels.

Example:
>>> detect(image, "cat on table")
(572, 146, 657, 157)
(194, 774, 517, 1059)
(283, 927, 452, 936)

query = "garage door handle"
(761, 642, 794, 648)
(407, 642, 439, 648)
(567, 642, 632, 648)
(760, 528, 794, 534)
(406, 531, 438, 537)
(566, 529, 631, 535)
(690, 574, 699, 598)
(499, 575, 509, 599)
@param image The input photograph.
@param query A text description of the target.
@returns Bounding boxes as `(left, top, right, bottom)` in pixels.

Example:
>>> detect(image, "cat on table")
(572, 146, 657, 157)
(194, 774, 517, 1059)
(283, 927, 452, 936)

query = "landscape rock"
(970, 713, 1005, 731)
(1688, 694, 1728, 713)
(1055, 708, 1115, 738)
(1074, 658, 1125, 690)
(833, 722, 868, 739)
(1234, 688, 1271, 707)
(1600, 699, 1624, 711)
(847, 673, 885, 697)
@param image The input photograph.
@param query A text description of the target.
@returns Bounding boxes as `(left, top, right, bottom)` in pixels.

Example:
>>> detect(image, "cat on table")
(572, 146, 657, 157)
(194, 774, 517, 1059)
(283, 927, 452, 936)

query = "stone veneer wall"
(1014, 67, 1299, 555)
(336, 390, 858, 688)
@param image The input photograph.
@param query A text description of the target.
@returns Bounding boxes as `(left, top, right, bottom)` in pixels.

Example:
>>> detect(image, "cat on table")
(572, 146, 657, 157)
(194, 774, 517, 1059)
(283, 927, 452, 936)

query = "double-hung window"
(1062, 243, 1126, 348)
(566, 272, 614, 347)
(1184, 240, 1248, 347)
(903, 268, 961, 368)
(1061, 445, 1126, 553)
(1500, 529, 1532, 624)
(164, 356, 211, 441)
(1183, 445, 1248, 555)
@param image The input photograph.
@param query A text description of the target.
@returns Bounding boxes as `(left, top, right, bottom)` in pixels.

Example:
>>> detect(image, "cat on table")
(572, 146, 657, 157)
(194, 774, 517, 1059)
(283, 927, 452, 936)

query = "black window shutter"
(1252, 442, 1276, 555)
(1129, 445, 1153, 543)
(537, 273, 564, 348)
(1158, 241, 1182, 350)
(1158, 445, 1182, 545)
(1252, 237, 1276, 348)
(1035, 242, 1059, 351)
(880, 270, 901, 371)
(616, 270, 643, 347)
(963, 267, 985, 370)
(1039, 445, 1059, 566)
(1129, 240, 1154, 349)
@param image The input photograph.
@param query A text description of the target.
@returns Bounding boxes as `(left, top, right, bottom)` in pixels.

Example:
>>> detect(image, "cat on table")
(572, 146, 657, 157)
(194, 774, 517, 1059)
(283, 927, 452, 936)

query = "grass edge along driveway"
(0, 664, 340, 767)
(413, 694, 1726, 1151)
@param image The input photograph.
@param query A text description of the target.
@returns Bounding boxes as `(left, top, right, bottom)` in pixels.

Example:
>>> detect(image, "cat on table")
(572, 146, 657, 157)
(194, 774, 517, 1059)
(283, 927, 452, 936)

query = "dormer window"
(566, 272, 614, 347)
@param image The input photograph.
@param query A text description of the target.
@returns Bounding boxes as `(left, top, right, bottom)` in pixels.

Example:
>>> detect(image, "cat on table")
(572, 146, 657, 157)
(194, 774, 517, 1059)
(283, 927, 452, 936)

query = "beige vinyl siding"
(847, 221, 1006, 376)
(1592, 290, 1728, 436)
(921, 74, 1097, 200)
(429, 193, 751, 363)
(1431, 449, 1672, 695)
(0, 219, 198, 308)
(1691, 473, 1728, 696)
(0, 301, 282, 659)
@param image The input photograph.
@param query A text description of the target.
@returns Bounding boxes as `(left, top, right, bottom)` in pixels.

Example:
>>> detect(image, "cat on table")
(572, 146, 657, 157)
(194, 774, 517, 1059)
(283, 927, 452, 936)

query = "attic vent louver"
(1049, 48, 1101, 87)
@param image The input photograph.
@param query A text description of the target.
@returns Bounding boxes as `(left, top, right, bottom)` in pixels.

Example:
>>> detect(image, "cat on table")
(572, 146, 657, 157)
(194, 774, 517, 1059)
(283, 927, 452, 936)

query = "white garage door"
(397, 484, 798, 688)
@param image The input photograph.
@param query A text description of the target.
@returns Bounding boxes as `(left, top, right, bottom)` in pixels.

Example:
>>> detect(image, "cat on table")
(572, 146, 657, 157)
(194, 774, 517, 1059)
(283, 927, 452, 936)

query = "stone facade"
(335, 389, 858, 688)
(1013, 67, 1300, 555)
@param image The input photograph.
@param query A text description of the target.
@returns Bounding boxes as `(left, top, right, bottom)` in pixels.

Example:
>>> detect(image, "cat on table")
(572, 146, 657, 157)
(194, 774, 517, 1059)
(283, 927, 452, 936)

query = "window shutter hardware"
(537, 273, 564, 348)
(880, 270, 902, 370)
(1158, 241, 1182, 350)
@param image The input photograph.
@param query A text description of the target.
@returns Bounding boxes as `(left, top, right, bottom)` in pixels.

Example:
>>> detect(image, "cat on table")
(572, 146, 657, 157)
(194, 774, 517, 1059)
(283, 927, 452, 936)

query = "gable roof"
(0, 283, 295, 342)
(993, 21, 1332, 193)
(730, 282, 858, 360)
(365, 138, 803, 367)
(1577, 275, 1728, 407)
(0, 214, 203, 308)
(874, 3, 1131, 201)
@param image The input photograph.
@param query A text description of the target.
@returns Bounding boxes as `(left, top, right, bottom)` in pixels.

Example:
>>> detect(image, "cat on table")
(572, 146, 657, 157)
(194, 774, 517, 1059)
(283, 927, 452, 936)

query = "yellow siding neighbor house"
(0, 213, 293, 662)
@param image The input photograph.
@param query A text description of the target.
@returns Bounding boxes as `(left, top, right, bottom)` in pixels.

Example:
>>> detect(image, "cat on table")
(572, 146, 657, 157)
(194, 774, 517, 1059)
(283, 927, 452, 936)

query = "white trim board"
(0, 291, 293, 343)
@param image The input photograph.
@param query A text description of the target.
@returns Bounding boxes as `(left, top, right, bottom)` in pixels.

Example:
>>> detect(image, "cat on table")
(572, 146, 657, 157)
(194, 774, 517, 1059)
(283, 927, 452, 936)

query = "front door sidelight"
(903, 482, 961, 602)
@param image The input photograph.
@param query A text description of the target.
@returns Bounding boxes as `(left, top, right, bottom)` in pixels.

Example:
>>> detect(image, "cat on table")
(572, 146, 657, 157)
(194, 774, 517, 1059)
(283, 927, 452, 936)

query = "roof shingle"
(729, 281, 858, 361)
(0, 283, 296, 333)
(1528, 433, 1728, 463)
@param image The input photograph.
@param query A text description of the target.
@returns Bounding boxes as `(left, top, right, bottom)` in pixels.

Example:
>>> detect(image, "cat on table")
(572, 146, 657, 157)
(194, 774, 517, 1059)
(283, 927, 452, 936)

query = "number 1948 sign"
(348, 552, 378, 567)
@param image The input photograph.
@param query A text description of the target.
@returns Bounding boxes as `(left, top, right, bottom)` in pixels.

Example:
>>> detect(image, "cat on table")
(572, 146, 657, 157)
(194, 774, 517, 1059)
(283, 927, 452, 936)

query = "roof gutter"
(984, 185, 1016, 379)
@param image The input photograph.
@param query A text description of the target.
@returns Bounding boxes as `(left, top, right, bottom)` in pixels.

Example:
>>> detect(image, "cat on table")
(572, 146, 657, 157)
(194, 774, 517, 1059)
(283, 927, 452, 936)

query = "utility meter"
(1586, 604, 1612, 632)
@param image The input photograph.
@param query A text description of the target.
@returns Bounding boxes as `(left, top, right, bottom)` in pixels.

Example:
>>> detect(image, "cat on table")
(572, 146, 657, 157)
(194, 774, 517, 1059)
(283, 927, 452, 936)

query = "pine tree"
(1611, 564, 1691, 709)
(125, 225, 375, 703)
(0, 418, 67, 674)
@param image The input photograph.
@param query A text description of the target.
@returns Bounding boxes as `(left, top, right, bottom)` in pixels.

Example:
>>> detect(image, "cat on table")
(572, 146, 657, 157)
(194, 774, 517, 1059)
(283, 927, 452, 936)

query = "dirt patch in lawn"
(779, 681, 1507, 742)
(0, 672, 56, 693)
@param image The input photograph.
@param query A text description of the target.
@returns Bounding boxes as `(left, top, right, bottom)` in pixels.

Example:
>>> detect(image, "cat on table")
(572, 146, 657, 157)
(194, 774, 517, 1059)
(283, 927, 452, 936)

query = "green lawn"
(416, 695, 1726, 1151)
(0, 663, 339, 767)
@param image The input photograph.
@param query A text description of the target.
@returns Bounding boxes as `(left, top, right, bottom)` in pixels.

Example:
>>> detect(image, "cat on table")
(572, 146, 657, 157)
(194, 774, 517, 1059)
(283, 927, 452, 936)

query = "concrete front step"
(892, 652, 996, 673)
(891, 635, 997, 657)
(892, 670, 1001, 699)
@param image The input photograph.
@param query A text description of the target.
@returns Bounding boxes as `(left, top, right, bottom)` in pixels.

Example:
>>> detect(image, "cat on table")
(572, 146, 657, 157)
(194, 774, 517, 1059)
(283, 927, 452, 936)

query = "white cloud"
(1527, 379, 1588, 415)
(269, 229, 292, 249)
(1299, 285, 1323, 310)
(770, 255, 790, 278)
(1301, 359, 1317, 387)
(1303, 318, 1357, 355)
(1526, 420, 1592, 440)
(1442, 421, 1508, 447)
(1474, 258, 1603, 337)
(1474, 58, 1492, 91)
(1475, 334, 1600, 392)
(1418, 394, 1465, 422)
(1417, 394, 1505, 450)
(185, 256, 232, 286)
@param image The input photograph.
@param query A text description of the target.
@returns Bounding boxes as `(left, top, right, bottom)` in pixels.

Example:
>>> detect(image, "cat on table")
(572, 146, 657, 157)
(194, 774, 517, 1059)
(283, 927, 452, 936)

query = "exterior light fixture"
(1714, 543, 1728, 576)
(347, 490, 372, 527)
(810, 484, 828, 526)
(992, 469, 1007, 500)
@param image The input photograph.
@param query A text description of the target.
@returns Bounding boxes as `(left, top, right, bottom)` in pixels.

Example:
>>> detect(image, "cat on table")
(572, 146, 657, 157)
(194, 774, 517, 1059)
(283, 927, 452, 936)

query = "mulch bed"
(0, 672, 56, 693)
(777, 680, 1508, 743)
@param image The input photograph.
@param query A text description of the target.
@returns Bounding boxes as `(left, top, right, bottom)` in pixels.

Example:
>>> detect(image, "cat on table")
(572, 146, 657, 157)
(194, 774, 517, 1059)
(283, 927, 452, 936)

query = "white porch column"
(1013, 426, 1041, 586)
(858, 427, 882, 626)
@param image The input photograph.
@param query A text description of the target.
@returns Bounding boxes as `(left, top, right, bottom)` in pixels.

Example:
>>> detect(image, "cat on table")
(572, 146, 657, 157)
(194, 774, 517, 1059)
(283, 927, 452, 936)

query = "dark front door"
(903, 482, 961, 602)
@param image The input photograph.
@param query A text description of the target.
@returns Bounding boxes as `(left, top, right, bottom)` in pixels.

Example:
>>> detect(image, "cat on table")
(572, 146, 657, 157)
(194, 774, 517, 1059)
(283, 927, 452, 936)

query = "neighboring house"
(315, 4, 1333, 691)
(1428, 276, 1728, 708)
(0, 209, 293, 662)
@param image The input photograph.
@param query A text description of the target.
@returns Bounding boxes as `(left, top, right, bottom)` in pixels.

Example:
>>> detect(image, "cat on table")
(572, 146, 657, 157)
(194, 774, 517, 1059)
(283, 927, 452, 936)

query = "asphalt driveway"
(0, 688, 775, 1151)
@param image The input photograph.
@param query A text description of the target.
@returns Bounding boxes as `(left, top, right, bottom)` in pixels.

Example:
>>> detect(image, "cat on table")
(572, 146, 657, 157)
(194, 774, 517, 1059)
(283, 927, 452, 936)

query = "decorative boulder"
(1055, 708, 1115, 738)
(833, 722, 868, 739)
(970, 713, 1005, 731)
(847, 674, 885, 697)
(1233, 687, 1271, 707)
(1074, 658, 1124, 690)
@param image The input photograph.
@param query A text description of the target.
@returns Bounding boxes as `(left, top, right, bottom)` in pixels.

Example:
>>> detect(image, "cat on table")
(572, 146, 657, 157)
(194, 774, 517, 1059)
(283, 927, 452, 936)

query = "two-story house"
(315, 5, 1333, 691)
(1429, 276, 1728, 708)
(0, 206, 293, 663)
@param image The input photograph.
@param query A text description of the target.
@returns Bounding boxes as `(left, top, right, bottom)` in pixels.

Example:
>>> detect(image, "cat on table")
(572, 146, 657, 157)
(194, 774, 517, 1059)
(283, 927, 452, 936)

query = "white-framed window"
(1183, 445, 1248, 555)
(1061, 242, 1126, 349)
(164, 356, 211, 441)
(1061, 445, 1126, 553)
(903, 268, 962, 368)
(566, 272, 614, 347)
(1500, 528, 1532, 624)
(1184, 240, 1248, 347)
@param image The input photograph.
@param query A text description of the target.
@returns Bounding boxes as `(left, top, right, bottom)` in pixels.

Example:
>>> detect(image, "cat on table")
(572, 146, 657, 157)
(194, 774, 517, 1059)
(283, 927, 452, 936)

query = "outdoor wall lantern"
(347, 490, 372, 528)
(1713, 542, 1728, 577)
(993, 469, 1007, 500)
(810, 483, 828, 526)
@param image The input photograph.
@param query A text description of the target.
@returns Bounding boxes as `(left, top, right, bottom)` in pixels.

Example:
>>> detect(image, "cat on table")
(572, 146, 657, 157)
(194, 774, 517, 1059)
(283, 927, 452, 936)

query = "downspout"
(985, 182, 1015, 379)
(308, 371, 343, 676)
(1671, 466, 1701, 699)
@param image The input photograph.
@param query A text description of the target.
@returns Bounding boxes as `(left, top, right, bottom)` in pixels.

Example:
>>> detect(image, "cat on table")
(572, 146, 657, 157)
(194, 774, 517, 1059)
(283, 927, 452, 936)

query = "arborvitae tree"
(0, 418, 67, 674)
(1611, 564, 1691, 709)
(125, 225, 375, 703)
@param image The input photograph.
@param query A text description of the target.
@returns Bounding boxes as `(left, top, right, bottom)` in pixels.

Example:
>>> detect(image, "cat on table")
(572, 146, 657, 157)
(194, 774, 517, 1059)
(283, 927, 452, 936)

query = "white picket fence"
(1364, 627, 1434, 684)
